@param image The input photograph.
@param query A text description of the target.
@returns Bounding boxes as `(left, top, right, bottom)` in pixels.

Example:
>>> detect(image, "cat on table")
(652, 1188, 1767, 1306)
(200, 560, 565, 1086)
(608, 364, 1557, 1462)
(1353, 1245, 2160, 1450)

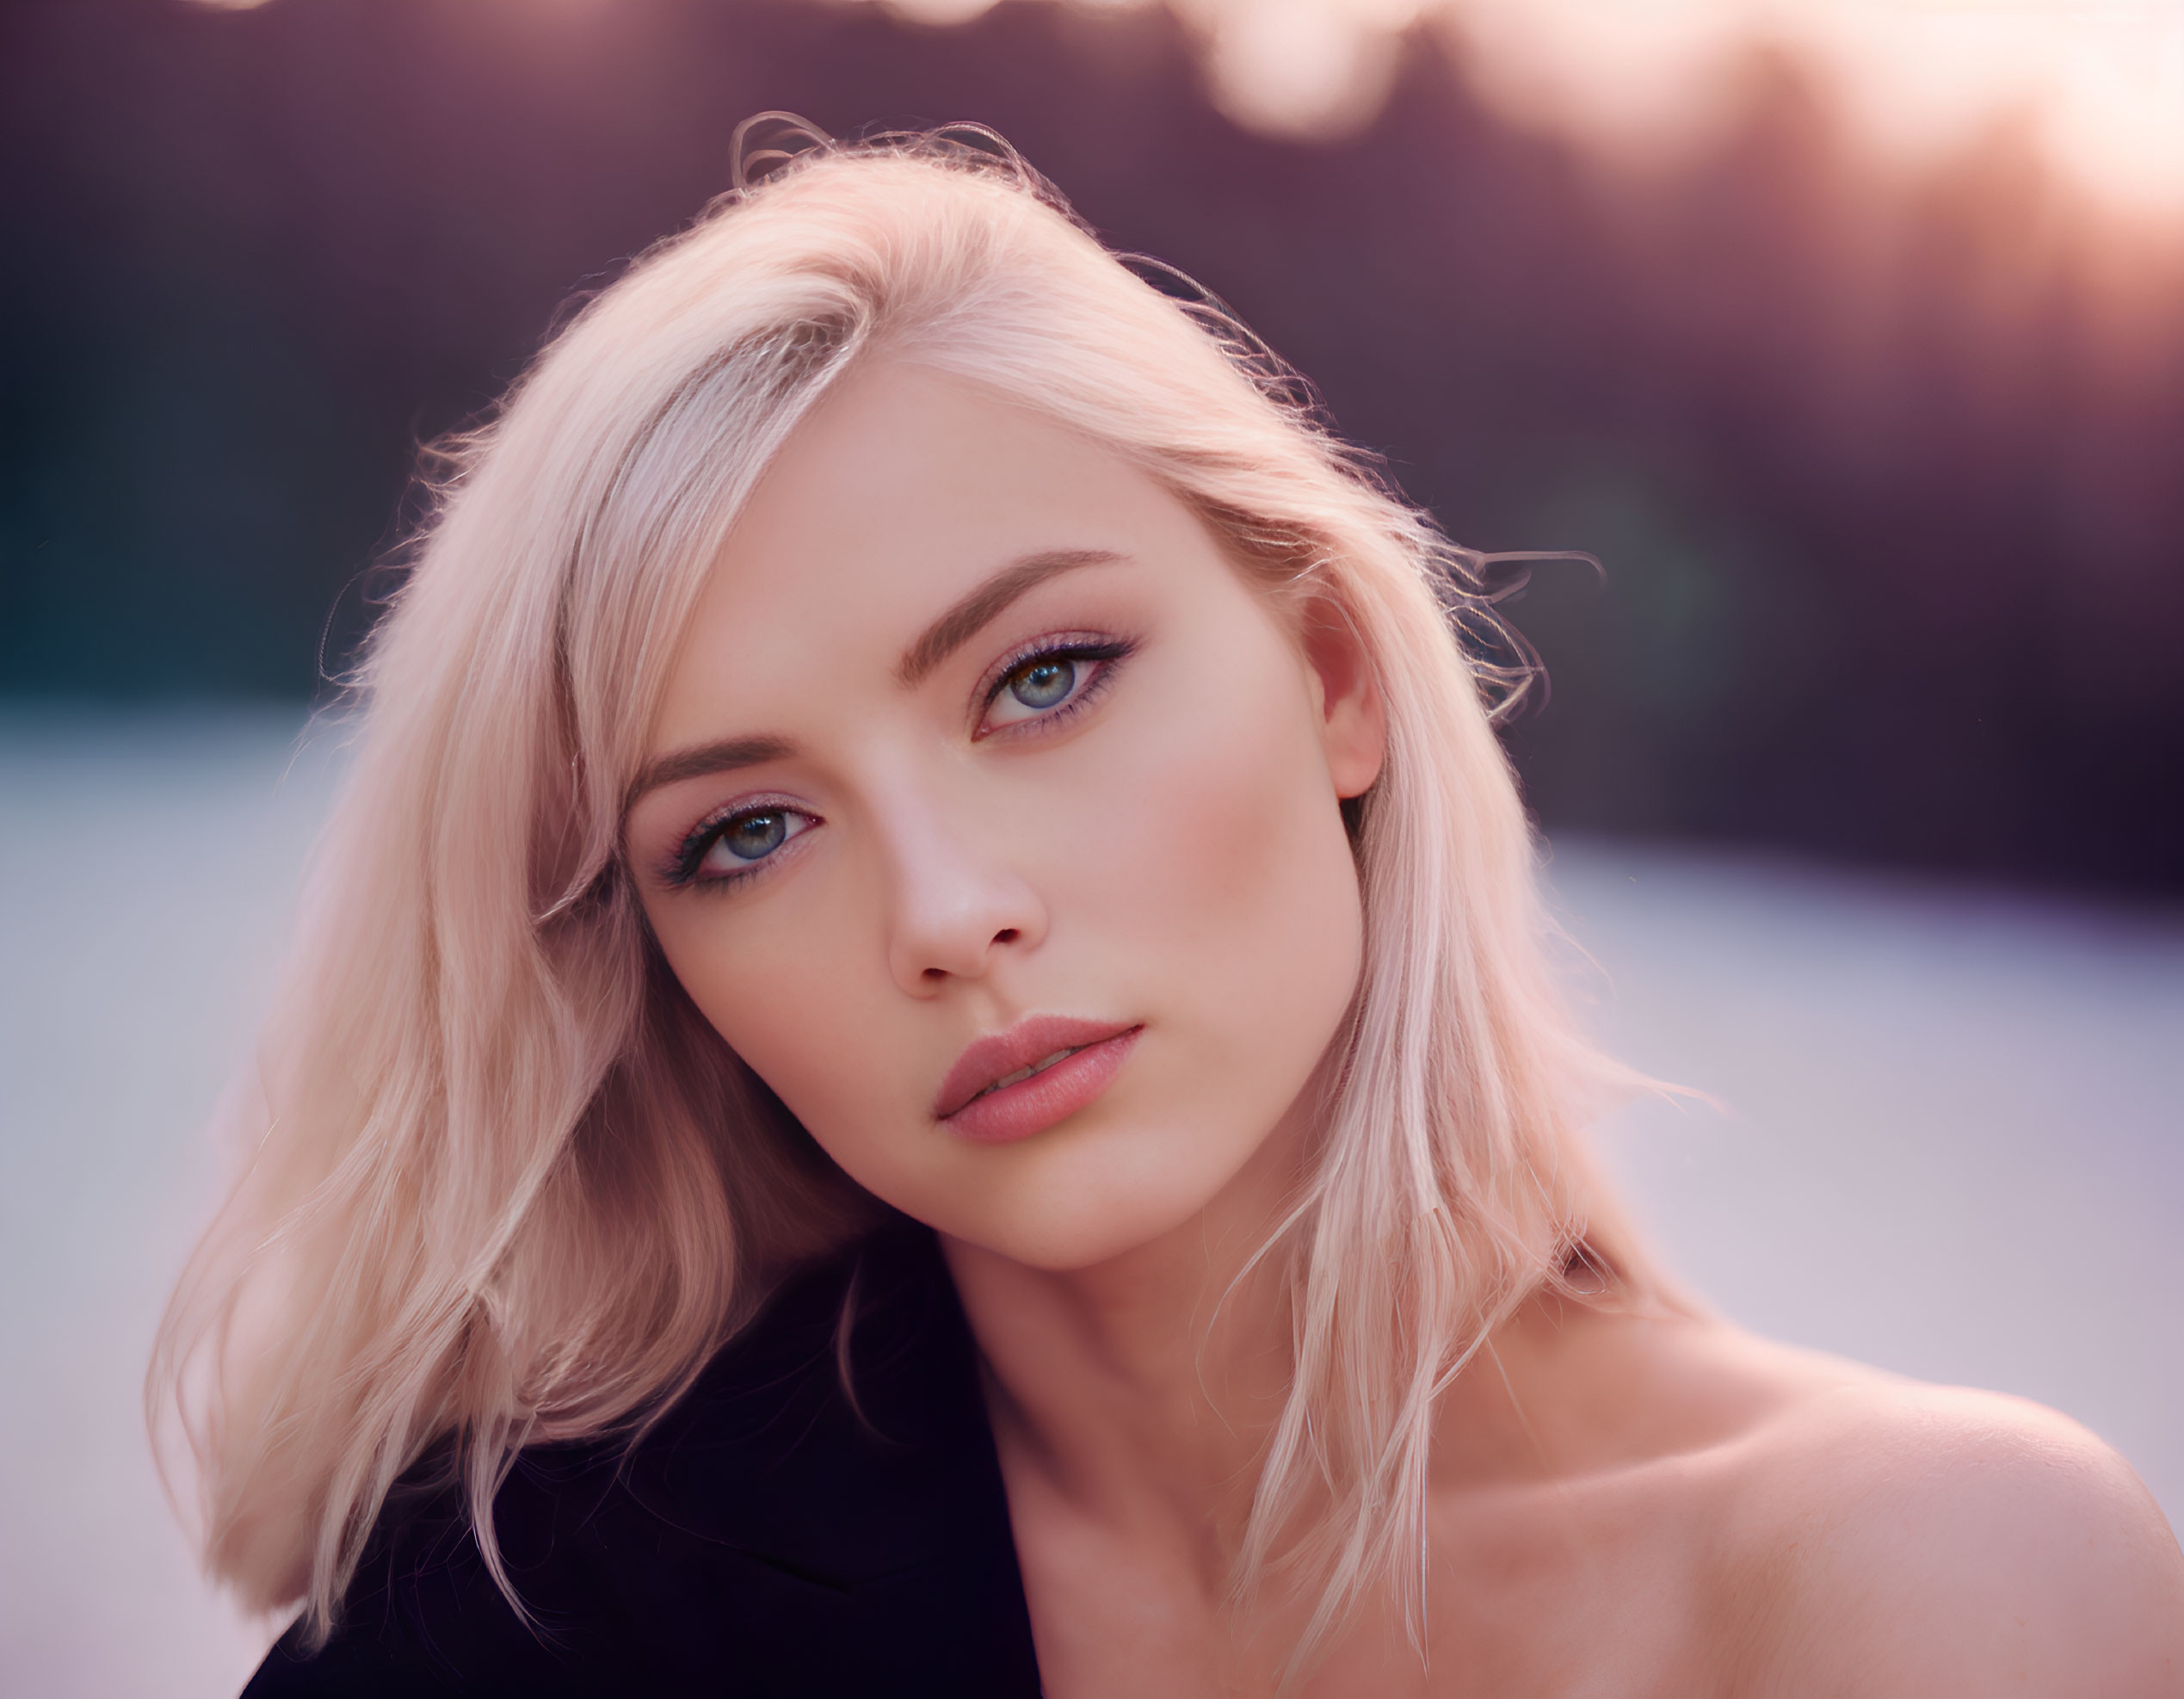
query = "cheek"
(652, 887, 905, 1144)
(1077, 662, 1364, 1057)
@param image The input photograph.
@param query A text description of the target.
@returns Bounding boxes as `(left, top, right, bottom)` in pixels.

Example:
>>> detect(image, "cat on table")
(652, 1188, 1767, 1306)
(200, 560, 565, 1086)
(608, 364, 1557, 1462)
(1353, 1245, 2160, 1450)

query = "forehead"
(661, 361, 1210, 707)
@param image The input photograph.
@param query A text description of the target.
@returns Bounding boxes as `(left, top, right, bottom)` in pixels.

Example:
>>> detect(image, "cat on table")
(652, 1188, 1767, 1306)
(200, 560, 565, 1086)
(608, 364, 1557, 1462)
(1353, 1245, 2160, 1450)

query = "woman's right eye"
(682, 806, 816, 885)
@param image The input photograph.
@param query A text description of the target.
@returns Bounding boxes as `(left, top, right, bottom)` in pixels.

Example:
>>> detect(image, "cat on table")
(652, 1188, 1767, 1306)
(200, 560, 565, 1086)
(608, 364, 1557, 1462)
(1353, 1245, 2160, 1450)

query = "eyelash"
(973, 633, 1135, 740)
(659, 633, 1137, 893)
(663, 795, 815, 892)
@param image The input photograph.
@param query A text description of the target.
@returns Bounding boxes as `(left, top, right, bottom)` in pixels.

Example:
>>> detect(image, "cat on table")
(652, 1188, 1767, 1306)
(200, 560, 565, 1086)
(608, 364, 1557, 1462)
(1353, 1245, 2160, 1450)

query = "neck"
(940, 1113, 1309, 1585)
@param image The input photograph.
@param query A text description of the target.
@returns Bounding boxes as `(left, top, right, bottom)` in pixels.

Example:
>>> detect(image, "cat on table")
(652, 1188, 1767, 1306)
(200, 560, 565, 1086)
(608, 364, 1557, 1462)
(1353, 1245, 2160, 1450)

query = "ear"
(1299, 594, 1386, 800)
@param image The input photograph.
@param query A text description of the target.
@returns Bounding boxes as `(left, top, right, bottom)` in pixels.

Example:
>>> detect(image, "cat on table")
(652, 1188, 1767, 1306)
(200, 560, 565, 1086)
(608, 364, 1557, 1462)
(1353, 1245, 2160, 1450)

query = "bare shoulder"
(1716, 1354, 2184, 1696)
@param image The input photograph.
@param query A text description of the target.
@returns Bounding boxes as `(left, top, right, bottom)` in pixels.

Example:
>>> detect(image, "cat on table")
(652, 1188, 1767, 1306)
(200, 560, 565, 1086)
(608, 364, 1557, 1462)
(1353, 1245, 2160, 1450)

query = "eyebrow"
(626, 733, 797, 812)
(895, 547, 1122, 688)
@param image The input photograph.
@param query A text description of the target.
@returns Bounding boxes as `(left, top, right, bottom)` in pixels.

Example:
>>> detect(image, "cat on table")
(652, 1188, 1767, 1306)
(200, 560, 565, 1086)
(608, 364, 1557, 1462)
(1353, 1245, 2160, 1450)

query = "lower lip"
(942, 1028, 1142, 1146)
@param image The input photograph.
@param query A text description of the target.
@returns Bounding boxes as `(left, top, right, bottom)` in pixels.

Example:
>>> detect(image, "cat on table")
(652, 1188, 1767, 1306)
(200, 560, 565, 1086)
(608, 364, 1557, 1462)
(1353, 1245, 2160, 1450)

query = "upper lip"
(932, 1015, 1140, 1120)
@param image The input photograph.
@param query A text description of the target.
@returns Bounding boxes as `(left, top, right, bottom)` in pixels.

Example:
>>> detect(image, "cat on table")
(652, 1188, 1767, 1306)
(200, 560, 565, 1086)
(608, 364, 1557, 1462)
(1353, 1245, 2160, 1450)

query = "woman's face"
(627, 360, 1385, 1271)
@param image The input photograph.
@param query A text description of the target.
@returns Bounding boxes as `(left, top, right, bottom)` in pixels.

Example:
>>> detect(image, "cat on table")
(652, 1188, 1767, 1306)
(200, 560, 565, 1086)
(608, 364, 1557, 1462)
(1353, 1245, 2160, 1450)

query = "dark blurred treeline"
(4, 0, 2182, 891)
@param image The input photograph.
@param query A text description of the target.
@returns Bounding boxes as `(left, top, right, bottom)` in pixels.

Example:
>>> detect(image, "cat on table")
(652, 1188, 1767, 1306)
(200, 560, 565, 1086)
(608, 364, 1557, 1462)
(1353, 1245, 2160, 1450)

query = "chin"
(966, 1211, 1185, 1274)
(953, 1214, 1194, 1275)
(929, 1126, 1271, 1274)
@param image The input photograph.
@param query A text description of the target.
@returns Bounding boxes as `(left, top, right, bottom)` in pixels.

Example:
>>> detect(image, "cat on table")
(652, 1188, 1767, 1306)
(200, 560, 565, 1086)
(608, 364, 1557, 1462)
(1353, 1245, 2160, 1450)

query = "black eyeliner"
(976, 633, 1136, 715)
(662, 798, 811, 890)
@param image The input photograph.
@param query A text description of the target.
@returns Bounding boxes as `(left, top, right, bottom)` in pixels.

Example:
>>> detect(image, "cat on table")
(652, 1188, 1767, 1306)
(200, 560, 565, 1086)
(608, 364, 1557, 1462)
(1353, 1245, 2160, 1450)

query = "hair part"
(151, 122, 1653, 1672)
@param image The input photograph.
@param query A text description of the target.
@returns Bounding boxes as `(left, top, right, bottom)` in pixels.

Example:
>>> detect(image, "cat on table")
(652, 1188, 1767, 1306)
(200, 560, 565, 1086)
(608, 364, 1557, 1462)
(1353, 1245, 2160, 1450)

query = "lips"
(933, 1015, 1141, 1143)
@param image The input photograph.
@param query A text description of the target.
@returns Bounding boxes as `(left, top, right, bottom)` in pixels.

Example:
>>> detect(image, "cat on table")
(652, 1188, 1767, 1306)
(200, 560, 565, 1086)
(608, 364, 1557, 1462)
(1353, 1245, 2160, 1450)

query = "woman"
(154, 122, 2183, 1696)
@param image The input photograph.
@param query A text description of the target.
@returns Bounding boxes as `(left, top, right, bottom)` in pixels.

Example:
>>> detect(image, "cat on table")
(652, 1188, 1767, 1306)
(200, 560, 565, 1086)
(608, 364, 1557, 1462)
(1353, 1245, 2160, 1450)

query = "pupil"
(725, 812, 787, 861)
(1009, 657, 1075, 710)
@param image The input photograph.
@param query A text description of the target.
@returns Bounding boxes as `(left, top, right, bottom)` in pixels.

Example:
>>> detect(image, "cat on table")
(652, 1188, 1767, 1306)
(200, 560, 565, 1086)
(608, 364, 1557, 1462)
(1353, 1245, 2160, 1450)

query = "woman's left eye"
(979, 640, 1129, 734)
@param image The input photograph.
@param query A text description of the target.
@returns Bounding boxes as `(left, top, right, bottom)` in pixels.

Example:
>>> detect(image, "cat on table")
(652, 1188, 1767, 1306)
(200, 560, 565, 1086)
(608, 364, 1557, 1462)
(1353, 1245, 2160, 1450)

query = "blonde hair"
(151, 121, 1647, 1667)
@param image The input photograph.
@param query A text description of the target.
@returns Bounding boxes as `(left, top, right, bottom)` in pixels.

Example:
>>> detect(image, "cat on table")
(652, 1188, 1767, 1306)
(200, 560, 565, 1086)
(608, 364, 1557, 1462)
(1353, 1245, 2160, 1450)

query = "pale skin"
(628, 359, 2184, 1696)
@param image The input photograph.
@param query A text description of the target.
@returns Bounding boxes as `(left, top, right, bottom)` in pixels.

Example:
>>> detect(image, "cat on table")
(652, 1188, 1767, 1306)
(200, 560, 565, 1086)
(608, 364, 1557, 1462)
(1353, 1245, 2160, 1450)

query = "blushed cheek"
(1107, 681, 1359, 1011)
(665, 906, 893, 1148)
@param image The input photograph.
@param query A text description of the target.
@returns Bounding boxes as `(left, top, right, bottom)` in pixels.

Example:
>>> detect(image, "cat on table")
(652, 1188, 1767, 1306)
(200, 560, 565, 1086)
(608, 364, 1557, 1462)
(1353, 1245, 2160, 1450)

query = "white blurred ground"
(3, 707, 2179, 1697)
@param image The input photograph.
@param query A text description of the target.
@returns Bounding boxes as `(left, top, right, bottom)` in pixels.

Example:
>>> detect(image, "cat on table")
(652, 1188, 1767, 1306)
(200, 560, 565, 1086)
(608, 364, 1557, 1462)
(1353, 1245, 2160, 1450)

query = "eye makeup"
(651, 629, 1138, 892)
(973, 631, 1135, 739)
(661, 795, 819, 891)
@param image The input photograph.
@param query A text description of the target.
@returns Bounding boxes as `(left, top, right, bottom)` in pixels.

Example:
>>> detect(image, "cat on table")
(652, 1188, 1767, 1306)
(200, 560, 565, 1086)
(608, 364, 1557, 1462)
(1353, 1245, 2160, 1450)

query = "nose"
(879, 794, 1049, 996)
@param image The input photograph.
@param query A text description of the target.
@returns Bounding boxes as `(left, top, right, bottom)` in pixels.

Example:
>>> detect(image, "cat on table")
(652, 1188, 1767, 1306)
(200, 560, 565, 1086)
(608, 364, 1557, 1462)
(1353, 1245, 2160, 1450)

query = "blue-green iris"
(722, 811, 789, 861)
(1009, 657, 1075, 711)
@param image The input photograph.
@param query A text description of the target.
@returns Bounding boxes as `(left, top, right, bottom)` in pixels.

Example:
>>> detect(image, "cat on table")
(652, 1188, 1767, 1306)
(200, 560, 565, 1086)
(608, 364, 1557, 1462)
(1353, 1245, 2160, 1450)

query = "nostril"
(993, 928, 1019, 945)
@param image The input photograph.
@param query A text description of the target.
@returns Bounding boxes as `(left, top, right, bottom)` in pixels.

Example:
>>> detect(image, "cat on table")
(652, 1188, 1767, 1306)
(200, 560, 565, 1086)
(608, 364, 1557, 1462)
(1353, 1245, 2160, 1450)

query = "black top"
(244, 1223, 1043, 1697)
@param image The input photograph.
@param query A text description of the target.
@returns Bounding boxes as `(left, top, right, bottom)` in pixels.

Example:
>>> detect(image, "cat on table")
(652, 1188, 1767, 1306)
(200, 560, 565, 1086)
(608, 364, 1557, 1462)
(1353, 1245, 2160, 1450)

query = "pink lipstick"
(934, 1016, 1141, 1146)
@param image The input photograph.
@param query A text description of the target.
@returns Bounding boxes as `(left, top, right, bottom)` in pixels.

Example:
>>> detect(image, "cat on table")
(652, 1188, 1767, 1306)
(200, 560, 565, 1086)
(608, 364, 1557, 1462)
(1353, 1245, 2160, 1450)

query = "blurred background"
(3, 0, 2180, 1692)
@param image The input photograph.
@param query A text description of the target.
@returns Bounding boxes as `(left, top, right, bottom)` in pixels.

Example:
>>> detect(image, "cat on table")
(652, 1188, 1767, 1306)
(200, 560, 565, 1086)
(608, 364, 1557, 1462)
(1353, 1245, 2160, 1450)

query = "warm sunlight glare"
(959, 0, 2183, 216)
(1445, 0, 2184, 216)
(195, 0, 2184, 216)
